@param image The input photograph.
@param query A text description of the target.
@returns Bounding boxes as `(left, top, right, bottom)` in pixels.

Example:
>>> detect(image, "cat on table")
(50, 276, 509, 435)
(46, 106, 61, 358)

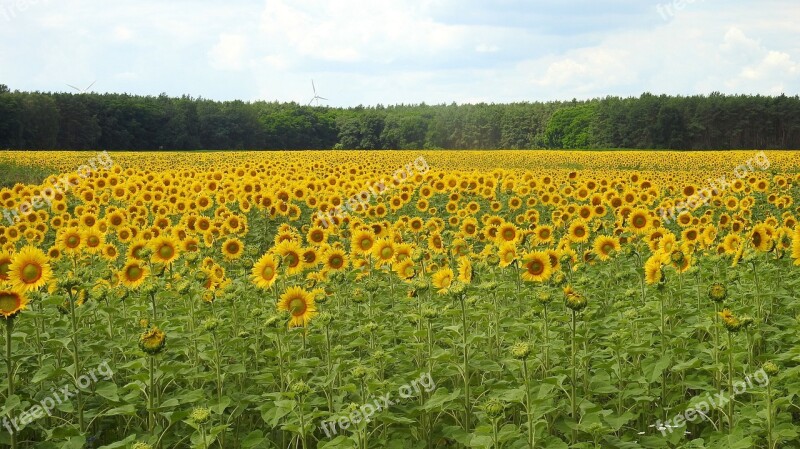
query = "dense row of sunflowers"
(0, 150, 799, 449)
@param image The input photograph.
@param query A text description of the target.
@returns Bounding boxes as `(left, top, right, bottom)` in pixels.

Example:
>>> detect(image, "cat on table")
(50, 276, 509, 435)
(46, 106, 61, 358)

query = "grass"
(0, 159, 56, 188)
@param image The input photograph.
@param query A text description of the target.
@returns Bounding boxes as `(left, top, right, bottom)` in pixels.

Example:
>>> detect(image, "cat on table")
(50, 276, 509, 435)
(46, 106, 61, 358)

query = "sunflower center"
(0, 261, 10, 280)
(289, 298, 306, 316)
(127, 265, 143, 281)
(380, 247, 393, 259)
(466, 225, 475, 233)
(503, 229, 514, 239)
(330, 256, 343, 268)
(360, 238, 372, 250)
(286, 253, 299, 267)
(753, 233, 762, 246)
(0, 292, 20, 312)
(159, 245, 175, 259)
(66, 235, 80, 248)
(633, 216, 646, 228)
(88, 236, 100, 247)
(262, 265, 275, 279)
(575, 227, 585, 237)
(21, 263, 43, 283)
(528, 261, 544, 275)
(226, 243, 238, 253)
(540, 230, 550, 238)
(602, 243, 614, 254)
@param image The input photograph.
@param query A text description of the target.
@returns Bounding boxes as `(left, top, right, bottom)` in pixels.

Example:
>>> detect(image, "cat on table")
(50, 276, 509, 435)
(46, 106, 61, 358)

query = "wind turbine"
(308, 80, 328, 106)
(67, 81, 96, 94)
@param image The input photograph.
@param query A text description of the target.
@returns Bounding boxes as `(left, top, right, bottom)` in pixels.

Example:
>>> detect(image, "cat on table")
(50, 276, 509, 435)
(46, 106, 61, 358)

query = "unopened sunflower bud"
(511, 341, 532, 360)
(190, 407, 211, 425)
(707, 282, 727, 303)
(762, 361, 779, 376)
(138, 327, 166, 355)
(483, 398, 505, 419)
(291, 380, 311, 397)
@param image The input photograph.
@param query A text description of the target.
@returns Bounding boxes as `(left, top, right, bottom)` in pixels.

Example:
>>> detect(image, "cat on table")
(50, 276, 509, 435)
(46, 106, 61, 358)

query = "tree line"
(1, 85, 799, 150)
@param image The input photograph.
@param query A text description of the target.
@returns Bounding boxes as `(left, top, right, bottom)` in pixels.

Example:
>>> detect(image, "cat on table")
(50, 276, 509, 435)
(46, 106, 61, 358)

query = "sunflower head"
(483, 398, 505, 420)
(564, 288, 588, 312)
(0, 290, 30, 319)
(510, 341, 532, 360)
(8, 246, 52, 293)
(139, 326, 167, 355)
(762, 361, 780, 376)
(707, 282, 727, 303)
(277, 286, 318, 328)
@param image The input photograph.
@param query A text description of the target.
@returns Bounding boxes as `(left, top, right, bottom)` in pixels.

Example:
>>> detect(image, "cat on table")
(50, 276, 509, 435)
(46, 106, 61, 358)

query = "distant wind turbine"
(67, 81, 96, 94)
(308, 80, 328, 106)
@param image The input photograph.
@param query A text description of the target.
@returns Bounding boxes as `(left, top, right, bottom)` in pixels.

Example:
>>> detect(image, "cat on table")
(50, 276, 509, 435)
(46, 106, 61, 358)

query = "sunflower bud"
(421, 306, 439, 320)
(483, 398, 505, 419)
(291, 380, 312, 397)
(762, 361, 779, 376)
(316, 311, 333, 327)
(138, 327, 166, 355)
(190, 407, 211, 425)
(707, 282, 727, 303)
(202, 318, 220, 332)
(510, 342, 532, 360)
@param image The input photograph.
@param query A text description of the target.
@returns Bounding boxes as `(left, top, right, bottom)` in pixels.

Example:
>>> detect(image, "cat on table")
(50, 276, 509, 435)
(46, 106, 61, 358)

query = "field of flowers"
(1, 150, 799, 449)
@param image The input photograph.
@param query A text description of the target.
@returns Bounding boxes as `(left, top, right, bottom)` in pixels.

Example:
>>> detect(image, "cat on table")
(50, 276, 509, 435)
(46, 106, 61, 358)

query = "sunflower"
(393, 259, 417, 281)
(277, 286, 317, 328)
(120, 260, 149, 289)
(271, 239, 302, 273)
(127, 239, 149, 261)
(0, 290, 29, 318)
(221, 238, 244, 261)
(101, 244, 119, 262)
(521, 251, 552, 283)
(0, 251, 12, 282)
(139, 326, 167, 355)
(498, 242, 517, 268)
(58, 228, 83, 254)
(567, 220, 590, 244)
(306, 226, 328, 246)
(351, 229, 376, 255)
(457, 257, 473, 284)
(323, 248, 348, 272)
(750, 224, 773, 252)
(496, 223, 520, 244)
(252, 253, 279, 289)
(82, 227, 105, 254)
(644, 254, 664, 285)
(148, 235, 178, 264)
(8, 246, 52, 292)
(592, 235, 620, 261)
(432, 267, 454, 294)
(372, 238, 396, 265)
(534, 225, 554, 244)
(628, 208, 652, 234)
(792, 228, 800, 265)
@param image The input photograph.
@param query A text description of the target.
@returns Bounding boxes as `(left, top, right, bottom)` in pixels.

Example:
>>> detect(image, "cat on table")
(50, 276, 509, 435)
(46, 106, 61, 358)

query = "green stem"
(570, 310, 578, 444)
(6, 318, 17, 449)
(522, 357, 535, 449)
(727, 332, 735, 432)
(459, 294, 471, 433)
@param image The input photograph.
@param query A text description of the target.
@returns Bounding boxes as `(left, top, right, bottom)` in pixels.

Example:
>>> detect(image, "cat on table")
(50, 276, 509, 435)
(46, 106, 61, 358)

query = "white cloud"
(208, 34, 248, 71)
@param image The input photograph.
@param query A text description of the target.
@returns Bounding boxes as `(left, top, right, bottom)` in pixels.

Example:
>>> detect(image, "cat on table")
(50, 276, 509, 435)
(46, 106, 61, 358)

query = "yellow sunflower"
(791, 227, 800, 265)
(221, 237, 244, 261)
(277, 286, 317, 328)
(251, 253, 279, 289)
(0, 290, 30, 318)
(431, 267, 454, 294)
(567, 220, 590, 244)
(120, 260, 149, 289)
(644, 254, 664, 285)
(521, 251, 552, 283)
(372, 238, 396, 266)
(498, 242, 517, 268)
(592, 235, 620, 261)
(628, 208, 652, 234)
(323, 248, 348, 272)
(8, 246, 52, 292)
(393, 259, 417, 281)
(0, 251, 12, 282)
(457, 257, 473, 284)
(274, 240, 304, 275)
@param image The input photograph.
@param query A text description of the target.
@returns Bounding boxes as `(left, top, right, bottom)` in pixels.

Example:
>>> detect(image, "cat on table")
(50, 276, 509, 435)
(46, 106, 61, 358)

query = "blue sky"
(1, 0, 798, 106)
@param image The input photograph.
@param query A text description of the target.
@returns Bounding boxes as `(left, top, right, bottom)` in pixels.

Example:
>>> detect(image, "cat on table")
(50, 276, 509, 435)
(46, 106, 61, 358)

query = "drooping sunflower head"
(0, 290, 30, 319)
(8, 246, 52, 293)
(431, 267, 454, 294)
(644, 254, 664, 286)
(139, 326, 167, 355)
(277, 286, 317, 328)
(708, 282, 727, 303)
(457, 257, 473, 284)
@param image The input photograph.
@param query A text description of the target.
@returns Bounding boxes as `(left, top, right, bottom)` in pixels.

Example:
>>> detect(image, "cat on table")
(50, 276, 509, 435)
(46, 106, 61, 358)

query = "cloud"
(0, 0, 798, 105)
(209, 34, 248, 71)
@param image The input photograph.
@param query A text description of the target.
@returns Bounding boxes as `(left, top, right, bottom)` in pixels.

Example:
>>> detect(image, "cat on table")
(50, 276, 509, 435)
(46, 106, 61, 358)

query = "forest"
(1, 84, 799, 151)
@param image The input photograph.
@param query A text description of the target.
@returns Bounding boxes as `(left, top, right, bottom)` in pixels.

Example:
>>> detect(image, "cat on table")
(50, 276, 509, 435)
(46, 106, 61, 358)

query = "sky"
(1, 0, 798, 106)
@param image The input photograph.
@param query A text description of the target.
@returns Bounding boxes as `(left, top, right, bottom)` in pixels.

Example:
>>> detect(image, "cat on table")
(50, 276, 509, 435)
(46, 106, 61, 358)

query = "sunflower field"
(1, 150, 800, 449)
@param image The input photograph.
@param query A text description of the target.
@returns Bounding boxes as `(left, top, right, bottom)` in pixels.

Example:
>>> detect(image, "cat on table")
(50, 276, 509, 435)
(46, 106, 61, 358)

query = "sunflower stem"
(6, 318, 17, 449)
